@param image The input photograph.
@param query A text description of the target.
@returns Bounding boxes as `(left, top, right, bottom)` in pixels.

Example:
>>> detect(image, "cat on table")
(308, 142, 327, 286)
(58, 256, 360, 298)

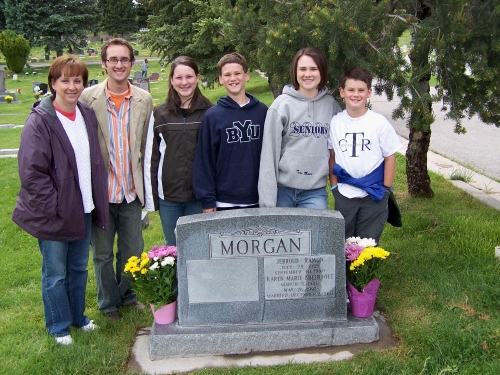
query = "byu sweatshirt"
(193, 94, 268, 209)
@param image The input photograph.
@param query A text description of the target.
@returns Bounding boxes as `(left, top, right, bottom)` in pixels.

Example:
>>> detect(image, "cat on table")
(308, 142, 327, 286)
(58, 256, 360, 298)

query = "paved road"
(370, 93, 500, 181)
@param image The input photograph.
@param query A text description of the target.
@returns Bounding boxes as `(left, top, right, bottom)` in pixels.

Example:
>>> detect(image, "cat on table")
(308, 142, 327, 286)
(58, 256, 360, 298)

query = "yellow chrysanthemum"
(140, 258, 149, 268)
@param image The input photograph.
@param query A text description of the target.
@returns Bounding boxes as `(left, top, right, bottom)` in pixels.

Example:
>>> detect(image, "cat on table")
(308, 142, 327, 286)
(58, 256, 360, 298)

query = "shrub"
(0, 30, 30, 73)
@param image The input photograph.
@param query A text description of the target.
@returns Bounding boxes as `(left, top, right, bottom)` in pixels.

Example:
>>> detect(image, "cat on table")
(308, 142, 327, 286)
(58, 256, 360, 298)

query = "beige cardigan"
(80, 79, 153, 206)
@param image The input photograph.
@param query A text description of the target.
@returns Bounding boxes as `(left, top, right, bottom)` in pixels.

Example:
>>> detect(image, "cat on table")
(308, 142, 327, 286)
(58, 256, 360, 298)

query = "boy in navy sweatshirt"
(193, 53, 268, 212)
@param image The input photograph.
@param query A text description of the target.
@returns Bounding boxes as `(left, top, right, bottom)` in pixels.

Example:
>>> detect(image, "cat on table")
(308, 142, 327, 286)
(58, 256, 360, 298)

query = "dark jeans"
(91, 199, 144, 313)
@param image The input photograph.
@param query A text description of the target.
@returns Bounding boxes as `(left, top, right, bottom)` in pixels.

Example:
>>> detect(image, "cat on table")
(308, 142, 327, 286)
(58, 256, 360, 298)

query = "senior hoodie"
(258, 85, 341, 207)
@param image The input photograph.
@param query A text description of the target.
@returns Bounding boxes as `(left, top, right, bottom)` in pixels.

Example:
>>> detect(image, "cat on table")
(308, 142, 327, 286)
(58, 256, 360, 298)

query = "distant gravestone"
(0, 70, 6, 92)
(134, 71, 142, 80)
(39, 83, 48, 94)
(149, 208, 380, 359)
(32, 81, 42, 91)
(149, 72, 160, 82)
(136, 78, 150, 92)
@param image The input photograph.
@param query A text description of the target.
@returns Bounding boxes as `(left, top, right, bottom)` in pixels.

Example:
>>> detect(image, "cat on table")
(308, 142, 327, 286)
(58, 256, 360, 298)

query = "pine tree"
(98, 0, 137, 37)
(145, 0, 500, 197)
(4, 0, 99, 56)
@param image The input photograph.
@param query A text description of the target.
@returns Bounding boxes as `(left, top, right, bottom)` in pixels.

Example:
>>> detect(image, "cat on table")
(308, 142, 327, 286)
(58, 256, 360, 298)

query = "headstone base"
(148, 313, 379, 360)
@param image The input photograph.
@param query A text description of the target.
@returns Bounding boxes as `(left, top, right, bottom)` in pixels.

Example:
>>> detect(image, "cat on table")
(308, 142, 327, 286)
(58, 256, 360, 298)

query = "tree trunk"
(406, 0, 434, 198)
(406, 130, 434, 197)
(268, 77, 282, 99)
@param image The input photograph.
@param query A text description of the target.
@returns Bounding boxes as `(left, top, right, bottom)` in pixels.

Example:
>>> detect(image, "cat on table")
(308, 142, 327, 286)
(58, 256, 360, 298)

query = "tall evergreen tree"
(4, 0, 99, 56)
(141, 0, 233, 84)
(393, 0, 500, 197)
(0, 0, 6, 31)
(142, 0, 500, 197)
(98, 0, 137, 36)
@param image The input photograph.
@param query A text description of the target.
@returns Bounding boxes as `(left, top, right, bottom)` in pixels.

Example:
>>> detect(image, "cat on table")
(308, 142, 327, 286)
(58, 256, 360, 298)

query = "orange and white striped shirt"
(104, 85, 137, 203)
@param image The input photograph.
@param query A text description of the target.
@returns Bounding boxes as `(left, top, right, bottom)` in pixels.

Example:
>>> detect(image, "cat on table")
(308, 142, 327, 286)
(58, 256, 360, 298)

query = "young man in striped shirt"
(80, 38, 153, 320)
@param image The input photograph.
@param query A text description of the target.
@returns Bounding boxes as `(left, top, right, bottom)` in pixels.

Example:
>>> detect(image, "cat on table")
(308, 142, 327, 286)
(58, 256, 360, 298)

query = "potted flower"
(4, 95, 14, 103)
(124, 245, 178, 324)
(345, 237, 390, 317)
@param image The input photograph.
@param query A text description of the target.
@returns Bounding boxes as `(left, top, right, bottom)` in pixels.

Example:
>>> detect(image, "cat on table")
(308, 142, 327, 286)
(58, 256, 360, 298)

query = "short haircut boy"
(217, 52, 249, 74)
(193, 53, 267, 211)
(290, 47, 328, 91)
(339, 67, 372, 89)
(328, 67, 401, 244)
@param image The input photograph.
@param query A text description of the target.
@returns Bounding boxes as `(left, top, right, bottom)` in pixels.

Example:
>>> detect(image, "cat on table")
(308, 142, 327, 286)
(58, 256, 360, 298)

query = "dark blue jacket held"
(12, 96, 109, 241)
(193, 94, 268, 209)
(333, 162, 386, 202)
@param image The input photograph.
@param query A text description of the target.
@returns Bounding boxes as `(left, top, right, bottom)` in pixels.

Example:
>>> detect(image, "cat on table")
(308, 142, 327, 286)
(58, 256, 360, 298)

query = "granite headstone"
(149, 208, 380, 359)
(149, 72, 160, 82)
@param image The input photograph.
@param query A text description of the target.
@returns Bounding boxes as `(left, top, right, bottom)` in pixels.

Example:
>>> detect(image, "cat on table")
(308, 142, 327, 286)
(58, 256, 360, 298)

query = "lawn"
(1, 152, 499, 374)
(1, 46, 499, 375)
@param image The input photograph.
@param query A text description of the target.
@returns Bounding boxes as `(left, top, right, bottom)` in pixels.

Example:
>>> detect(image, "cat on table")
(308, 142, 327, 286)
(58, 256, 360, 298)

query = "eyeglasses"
(106, 57, 131, 65)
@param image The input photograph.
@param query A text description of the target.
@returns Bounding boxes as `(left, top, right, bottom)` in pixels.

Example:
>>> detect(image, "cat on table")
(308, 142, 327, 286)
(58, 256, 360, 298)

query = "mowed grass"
(2, 153, 500, 374)
(1, 51, 500, 374)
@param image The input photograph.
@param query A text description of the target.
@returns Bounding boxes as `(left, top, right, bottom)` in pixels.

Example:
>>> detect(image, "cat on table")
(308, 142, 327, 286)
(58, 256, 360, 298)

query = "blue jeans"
(276, 186, 328, 209)
(39, 213, 91, 337)
(159, 198, 202, 246)
(91, 199, 144, 313)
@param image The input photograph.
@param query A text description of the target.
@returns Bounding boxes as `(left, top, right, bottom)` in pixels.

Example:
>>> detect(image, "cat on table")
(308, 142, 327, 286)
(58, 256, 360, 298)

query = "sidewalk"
(398, 136, 500, 211)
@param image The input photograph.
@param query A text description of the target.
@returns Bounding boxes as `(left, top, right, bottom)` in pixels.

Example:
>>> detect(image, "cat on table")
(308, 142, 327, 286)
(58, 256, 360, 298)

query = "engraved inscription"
(264, 256, 335, 300)
(210, 226, 311, 258)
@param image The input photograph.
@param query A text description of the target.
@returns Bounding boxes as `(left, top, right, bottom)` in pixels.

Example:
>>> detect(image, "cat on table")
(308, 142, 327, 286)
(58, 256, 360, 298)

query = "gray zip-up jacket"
(258, 85, 341, 207)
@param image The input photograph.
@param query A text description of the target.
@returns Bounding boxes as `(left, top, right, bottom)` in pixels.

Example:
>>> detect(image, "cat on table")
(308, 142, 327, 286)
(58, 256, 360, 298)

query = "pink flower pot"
(347, 278, 380, 318)
(150, 300, 177, 324)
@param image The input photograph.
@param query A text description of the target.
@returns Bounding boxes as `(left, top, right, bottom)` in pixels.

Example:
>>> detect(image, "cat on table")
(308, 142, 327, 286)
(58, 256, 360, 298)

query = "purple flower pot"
(347, 278, 380, 318)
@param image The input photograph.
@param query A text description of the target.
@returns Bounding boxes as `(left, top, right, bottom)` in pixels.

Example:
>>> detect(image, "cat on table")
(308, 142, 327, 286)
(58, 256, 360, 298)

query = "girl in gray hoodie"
(258, 47, 341, 208)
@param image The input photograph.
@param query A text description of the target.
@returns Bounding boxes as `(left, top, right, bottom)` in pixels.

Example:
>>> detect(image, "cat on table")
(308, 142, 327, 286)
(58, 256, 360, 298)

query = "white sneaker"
(55, 335, 73, 345)
(80, 320, 98, 332)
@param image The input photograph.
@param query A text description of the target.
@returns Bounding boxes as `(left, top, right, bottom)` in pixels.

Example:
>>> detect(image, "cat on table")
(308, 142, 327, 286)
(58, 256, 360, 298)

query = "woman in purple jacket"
(12, 56, 108, 345)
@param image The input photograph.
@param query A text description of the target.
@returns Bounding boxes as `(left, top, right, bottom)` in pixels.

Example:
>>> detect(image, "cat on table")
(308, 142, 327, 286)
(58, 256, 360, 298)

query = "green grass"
(0, 59, 273, 132)
(1, 49, 500, 374)
(0, 127, 23, 149)
(2, 154, 500, 374)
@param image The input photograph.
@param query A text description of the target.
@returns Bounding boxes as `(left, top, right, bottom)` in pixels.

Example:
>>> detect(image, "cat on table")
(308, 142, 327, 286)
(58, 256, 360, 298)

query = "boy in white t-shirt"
(328, 68, 401, 244)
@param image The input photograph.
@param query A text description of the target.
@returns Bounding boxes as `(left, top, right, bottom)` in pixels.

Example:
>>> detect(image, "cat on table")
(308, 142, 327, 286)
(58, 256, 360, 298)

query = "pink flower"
(345, 243, 364, 261)
(147, 245, 177, 259)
